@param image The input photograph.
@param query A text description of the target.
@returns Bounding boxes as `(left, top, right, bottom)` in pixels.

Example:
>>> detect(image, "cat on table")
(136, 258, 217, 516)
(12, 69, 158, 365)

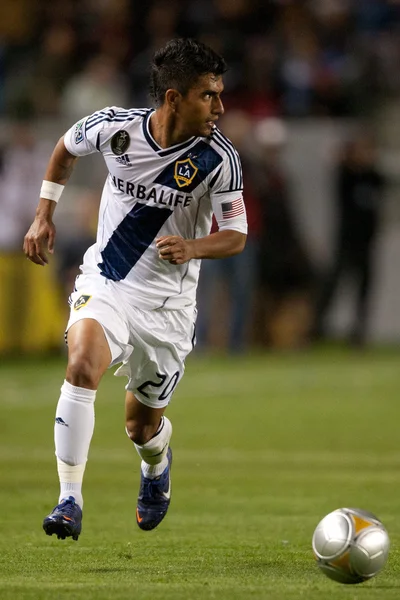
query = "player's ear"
(165, 89, 181, 112)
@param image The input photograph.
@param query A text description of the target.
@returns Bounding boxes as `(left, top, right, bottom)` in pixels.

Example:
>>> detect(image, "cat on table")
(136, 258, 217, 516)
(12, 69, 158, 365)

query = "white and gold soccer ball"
(312, 507, 390, 584)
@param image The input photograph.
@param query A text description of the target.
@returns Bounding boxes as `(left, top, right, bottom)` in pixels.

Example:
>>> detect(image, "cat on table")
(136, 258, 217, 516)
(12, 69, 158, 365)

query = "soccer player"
(23, 38, 247, 541)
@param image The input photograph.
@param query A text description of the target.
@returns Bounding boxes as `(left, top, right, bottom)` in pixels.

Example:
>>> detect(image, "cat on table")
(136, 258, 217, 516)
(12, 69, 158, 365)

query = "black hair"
(149, 38, 227, 106)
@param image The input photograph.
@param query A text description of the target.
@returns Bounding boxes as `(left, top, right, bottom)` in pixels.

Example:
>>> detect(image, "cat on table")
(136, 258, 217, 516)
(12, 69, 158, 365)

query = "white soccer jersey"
(63, 106, 247, 310)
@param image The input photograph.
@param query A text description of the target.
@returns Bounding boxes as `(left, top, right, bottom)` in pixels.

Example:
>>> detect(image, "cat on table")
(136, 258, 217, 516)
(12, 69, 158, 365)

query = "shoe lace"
(58, 498, 78, 517)
(142, 473, 168, 500)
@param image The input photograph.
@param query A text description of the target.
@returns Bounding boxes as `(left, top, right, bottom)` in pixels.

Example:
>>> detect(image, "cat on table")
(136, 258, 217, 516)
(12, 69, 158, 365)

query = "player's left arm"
(156, 229, 246, 265)
(158, 144, 248, 265)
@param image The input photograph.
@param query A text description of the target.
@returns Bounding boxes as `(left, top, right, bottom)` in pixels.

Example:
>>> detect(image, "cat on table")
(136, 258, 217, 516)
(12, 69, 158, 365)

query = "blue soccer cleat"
(43, 496, 82, 541)
(136, 447, 172, 531)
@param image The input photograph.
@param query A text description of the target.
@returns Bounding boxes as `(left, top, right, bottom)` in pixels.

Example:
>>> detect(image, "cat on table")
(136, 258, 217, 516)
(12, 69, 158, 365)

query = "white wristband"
(40, 180, 65, 203)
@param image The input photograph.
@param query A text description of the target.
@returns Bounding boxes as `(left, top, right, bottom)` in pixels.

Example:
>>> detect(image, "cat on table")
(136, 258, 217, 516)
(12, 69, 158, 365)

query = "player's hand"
(23, 217, 56, 266)
(156, 236, 195, 265)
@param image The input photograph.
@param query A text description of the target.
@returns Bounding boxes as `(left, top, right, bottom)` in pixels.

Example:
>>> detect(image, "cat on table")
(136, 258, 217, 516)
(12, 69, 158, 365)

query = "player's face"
(179, 74, 225, 137)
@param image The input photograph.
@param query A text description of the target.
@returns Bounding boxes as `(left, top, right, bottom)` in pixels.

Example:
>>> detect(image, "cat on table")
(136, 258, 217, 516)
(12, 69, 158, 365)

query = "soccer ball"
(312, 507, 390, 584)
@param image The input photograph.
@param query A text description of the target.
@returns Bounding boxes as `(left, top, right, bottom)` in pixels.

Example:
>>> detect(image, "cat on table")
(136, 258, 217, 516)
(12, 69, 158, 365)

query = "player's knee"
(125, 420, 156, 445)
(66, 354, 101, 389)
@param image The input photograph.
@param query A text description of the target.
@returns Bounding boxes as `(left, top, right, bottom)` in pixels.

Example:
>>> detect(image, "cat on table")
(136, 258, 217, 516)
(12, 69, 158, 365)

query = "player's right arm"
(23, 136, 78, 266)
(24, 106, 125, 266)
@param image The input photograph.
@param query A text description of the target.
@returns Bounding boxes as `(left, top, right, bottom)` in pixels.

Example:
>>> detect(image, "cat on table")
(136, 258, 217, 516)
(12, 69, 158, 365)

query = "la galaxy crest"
(174, 158, 198, 188)
(73, 295, 92, 311)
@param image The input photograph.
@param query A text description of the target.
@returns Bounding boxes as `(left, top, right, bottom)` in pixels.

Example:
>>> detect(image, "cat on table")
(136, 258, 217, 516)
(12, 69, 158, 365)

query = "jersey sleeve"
(210, 150, 248, 235)
(63, 106, 123, 156)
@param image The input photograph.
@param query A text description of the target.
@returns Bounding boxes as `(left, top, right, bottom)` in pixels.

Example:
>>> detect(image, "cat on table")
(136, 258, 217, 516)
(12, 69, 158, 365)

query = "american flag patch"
(221, 198, 245, 219)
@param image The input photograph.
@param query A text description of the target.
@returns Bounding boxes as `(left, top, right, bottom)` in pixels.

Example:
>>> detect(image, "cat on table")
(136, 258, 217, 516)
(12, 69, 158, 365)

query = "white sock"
(54, 380, 96, 508)
(133, 416, 172, 479)
(141, 456, 168, 478)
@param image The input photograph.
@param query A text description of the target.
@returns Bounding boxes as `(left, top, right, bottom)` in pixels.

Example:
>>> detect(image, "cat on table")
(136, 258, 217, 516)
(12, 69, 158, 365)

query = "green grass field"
(0, 346, 399, 600)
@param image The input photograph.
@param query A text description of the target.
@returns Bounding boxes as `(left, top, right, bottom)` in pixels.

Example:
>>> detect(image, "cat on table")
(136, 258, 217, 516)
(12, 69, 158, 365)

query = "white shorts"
(66, 273, 196, 408)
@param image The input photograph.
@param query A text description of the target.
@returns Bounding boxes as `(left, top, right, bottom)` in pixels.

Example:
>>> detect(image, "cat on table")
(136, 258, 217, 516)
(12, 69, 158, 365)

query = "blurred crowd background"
(1, 0, 400, 355)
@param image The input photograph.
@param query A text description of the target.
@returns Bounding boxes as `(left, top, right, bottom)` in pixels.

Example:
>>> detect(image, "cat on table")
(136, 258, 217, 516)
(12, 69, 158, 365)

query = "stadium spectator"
(0, 117, 50, 250)
(0, 115, 54, 353)
(31, 23, 78, 117)
(312, 131, 387, 345)
(252, 117, 315, 348)
(60, 54, 129, 121)
(129, 0, 181, 106)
